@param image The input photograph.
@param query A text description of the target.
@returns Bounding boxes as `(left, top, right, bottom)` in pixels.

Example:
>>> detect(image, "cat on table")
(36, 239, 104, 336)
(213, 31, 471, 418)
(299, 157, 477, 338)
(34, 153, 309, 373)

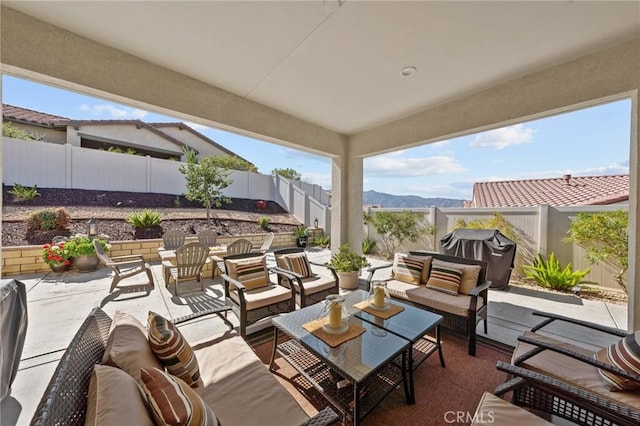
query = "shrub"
(362, 238, 377, 254)
(522, 252, 591, 291)
(9, 183, 40, 201)
(3, 122, 43, 141)
(326, 244, 370, 273)
(565, 210, 628, 293)
(363, 210, 424, 258)
(257, 216, 270, 230)
(272, 168, 302, 181)
(126, 209, 163, 229)
(314, 234, 330, 248)
(27, 208, 71, 232)
(65, 235, 108, 257)
(293, 226, 309, 237)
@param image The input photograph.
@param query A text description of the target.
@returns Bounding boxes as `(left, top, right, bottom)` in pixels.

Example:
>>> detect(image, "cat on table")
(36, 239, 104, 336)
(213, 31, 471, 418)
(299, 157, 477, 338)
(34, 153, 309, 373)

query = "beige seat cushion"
(512, 332, 640, 411)
(384, 280, 484, 317)
(101, 311, 163, 385)
(429, 259, 482, 295)
(194, 335, 309, 426)
(472, 392, 551, 425)
(229, 284, 291, 310)
(293, 274, 336, 295)
(85, 364, 154, 426)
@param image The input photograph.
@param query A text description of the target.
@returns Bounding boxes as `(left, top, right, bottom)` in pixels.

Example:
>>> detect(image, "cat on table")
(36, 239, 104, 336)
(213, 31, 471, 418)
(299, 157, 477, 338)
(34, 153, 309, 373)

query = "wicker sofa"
(30, 307, 338, 426)
(366, 251, 491, 356)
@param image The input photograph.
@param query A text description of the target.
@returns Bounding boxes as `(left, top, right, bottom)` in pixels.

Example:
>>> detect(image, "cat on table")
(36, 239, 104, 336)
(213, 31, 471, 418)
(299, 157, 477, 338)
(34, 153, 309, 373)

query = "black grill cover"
(0, 279, 28, 400)
(440, 229, 516, 289)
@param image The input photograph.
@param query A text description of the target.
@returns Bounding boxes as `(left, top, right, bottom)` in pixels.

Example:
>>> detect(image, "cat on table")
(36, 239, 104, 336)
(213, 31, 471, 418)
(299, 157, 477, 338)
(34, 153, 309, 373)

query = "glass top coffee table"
(346, 289, 445, 404)
(269, 300, 410, 425)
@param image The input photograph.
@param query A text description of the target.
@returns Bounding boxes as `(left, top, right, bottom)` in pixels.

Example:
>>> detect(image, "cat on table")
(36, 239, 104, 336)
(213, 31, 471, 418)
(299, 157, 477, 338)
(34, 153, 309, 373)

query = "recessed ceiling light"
(400, 66, 417, 77)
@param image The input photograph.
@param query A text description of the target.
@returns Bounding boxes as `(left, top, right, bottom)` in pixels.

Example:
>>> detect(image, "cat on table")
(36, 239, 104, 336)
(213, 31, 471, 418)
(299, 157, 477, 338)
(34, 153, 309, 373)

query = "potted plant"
(326, 243, 370, 289)
(41, 241, 72, 273)
(65, 235, 109, 272)
(293, 226, 309, 248)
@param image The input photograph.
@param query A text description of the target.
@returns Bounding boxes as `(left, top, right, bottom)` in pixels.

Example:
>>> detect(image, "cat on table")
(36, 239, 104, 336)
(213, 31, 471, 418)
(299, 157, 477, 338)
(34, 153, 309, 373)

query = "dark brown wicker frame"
(502, 310, 640, 425)
(221, 252, 296, 339)
(272, 247, 340, 308)
(496, 361, 640, 426)
(31, 307, 337, 426)
(366, 251, 491, 356)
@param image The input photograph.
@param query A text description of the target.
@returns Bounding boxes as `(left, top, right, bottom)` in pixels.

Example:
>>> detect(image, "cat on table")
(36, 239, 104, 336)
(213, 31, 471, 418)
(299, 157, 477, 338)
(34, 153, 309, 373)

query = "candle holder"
(368, 281, 390, 311)
(321, 294, 349, 335)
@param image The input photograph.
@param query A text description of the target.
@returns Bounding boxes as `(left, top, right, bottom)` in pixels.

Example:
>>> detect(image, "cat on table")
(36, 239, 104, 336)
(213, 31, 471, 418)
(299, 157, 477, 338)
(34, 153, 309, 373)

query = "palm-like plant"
(522, 252, 590, 291)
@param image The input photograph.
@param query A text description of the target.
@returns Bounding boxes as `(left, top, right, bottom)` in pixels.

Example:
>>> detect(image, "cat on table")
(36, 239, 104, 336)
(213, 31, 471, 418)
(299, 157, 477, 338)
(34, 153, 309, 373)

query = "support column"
(629, 90, 639, 330)
(331, 149, 364, 254)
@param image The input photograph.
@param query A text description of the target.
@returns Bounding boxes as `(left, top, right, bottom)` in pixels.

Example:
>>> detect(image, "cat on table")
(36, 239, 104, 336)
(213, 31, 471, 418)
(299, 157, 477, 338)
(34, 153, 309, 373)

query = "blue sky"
(2, 75, 631, 200)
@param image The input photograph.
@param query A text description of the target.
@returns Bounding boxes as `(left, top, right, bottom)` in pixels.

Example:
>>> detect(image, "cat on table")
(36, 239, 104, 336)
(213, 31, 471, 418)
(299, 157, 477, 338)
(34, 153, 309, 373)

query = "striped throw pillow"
(141, 367, 219, 426)
(594, 331, 640, 391)
(284, 253, 313, 278)
(426, 260, 463, 295)
(392, 254, 427, 285)
(148, 311, 200, 387)
(226, 256, 270, 290)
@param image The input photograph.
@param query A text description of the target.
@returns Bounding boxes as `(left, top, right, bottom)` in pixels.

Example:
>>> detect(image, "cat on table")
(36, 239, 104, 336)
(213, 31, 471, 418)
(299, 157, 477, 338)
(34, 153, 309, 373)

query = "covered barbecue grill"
(440, 229, 516, 289)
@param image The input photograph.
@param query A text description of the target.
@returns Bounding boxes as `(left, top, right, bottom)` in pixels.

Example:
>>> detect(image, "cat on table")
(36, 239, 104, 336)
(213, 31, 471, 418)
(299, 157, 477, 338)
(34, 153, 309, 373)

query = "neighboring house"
(2, 104, 252, 163)
(466, 174, 629, 208)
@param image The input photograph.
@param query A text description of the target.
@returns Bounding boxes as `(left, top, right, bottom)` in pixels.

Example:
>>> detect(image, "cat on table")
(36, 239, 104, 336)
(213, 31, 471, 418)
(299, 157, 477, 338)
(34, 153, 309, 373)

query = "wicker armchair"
(93, 239, 154, 292)
(162, 229, 186, 250)
(505, 311, 640, 425)
(221, 252, 295, 338)
(162, 242, 210, 296)
(272, 247, 339, 308)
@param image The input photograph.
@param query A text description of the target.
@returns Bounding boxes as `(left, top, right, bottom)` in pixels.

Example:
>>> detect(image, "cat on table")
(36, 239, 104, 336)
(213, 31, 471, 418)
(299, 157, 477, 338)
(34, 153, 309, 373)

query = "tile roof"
(471, 174, 629, 207)
(2, 103, 69, 127)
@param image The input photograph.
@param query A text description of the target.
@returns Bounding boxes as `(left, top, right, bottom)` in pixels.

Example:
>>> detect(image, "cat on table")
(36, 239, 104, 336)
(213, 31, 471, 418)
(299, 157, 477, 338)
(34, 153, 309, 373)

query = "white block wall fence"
(2, 138, 331, 231)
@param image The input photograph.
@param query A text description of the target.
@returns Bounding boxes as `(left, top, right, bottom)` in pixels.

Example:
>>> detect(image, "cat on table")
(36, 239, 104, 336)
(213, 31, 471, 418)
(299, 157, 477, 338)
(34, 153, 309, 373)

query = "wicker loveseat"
(30, 307, 338, 426)
(366, 251, 491, 356)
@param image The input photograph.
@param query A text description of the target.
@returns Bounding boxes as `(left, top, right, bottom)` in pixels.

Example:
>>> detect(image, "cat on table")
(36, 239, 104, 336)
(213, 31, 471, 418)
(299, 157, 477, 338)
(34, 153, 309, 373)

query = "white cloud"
(364, 154, 466, 177)
(427, 140, 450, 149)
(301, 172, 331, 189)
(79, 103, 148, 119)
(469, 124, 534, 150)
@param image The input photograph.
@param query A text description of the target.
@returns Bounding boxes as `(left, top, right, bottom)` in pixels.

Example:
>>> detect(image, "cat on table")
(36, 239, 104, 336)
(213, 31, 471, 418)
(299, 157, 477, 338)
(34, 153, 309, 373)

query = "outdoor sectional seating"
(366, 251, 491, 356)
(30, 307, 338, 426)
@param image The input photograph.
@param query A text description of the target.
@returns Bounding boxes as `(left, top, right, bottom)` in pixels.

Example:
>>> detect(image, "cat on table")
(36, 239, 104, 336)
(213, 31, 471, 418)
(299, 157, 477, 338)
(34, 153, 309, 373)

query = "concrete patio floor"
(1, 248, 628, 426)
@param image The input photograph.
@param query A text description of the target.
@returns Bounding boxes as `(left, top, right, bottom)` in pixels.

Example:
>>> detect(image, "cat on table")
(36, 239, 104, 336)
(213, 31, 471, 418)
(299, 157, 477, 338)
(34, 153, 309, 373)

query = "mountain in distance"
(363, 190, 465, 208)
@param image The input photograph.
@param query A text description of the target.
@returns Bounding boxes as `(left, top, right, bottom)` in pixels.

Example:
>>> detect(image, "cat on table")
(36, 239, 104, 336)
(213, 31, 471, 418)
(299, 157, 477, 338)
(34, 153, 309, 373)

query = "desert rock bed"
(2, 188, 302, 246)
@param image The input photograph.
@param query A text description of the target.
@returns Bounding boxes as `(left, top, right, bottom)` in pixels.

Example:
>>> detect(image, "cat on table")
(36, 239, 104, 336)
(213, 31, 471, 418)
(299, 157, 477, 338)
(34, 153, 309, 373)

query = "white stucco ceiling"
(5, 1, 640, 134)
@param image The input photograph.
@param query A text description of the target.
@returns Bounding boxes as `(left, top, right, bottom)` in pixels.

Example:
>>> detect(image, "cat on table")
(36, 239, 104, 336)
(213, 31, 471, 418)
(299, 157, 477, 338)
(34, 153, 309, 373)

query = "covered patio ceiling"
(1, 1, 640, 327)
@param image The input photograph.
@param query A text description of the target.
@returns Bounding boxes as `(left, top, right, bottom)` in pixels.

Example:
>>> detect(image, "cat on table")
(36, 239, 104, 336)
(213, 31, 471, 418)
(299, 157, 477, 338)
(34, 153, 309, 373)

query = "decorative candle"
(329, 301, 342, 328)
(374, 285, 385, 307)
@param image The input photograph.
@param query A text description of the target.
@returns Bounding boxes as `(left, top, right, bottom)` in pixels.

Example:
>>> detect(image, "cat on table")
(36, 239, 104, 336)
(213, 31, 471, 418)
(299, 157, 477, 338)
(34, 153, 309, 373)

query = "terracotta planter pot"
(74, 255, 100, 272)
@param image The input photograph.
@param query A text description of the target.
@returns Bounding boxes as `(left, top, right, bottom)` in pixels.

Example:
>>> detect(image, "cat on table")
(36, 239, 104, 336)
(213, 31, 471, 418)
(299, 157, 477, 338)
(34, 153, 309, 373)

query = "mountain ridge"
(363, 190, 465, 208)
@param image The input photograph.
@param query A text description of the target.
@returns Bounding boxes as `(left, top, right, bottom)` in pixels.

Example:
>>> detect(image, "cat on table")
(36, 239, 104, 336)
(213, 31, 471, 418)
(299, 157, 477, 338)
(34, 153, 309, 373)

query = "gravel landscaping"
(2, 188, 302, 246)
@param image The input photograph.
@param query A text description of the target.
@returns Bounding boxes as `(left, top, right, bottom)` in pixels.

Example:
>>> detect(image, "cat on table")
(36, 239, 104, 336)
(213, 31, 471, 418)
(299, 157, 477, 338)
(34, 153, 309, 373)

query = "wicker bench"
(30, 307, 338, 426)
(366, 252, 491, 356)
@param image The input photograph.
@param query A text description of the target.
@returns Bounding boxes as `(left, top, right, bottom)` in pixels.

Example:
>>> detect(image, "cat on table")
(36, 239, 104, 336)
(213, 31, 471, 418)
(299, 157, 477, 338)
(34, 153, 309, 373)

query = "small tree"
(3, 122, 43, 141)
(207, 155, 258, 173)
(179, 156, 232, 223)
(363, 210, 425, 258)
(565, 210, 628, 293)
(272, 168, 302, 181)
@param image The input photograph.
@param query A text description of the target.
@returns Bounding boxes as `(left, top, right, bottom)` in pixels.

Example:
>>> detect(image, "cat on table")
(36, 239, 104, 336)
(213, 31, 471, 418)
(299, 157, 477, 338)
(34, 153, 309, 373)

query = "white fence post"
(65, 144, 73, 189)
(145, 155, 152, 192)
(537, 204, 549, 256)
